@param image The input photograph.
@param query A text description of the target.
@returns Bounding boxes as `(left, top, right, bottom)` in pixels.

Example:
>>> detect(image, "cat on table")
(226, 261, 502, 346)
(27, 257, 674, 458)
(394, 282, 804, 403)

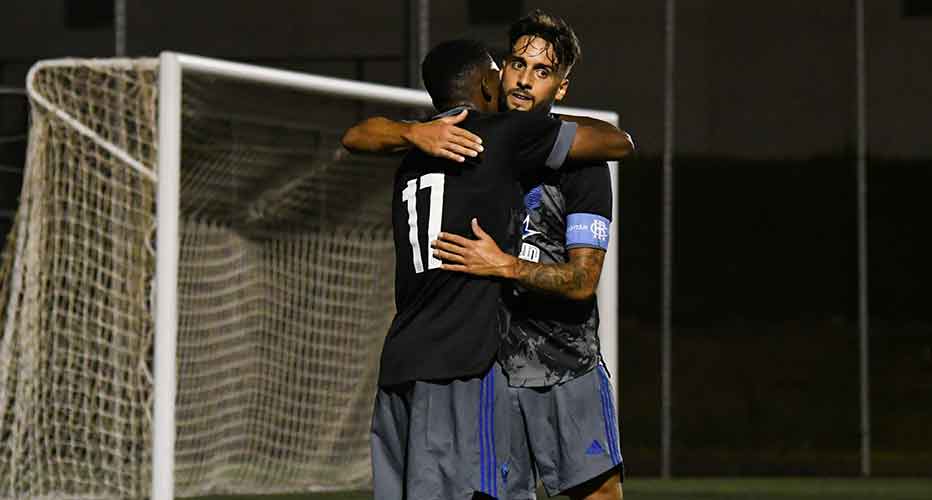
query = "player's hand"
(431, 218, 516, 278)
(404, 109, 484, 162)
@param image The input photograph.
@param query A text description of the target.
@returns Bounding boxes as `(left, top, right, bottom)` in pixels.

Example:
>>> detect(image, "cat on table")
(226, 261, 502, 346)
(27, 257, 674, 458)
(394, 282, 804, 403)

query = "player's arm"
(431, 219, 604, 301)
(511, 113, 634, 173)
(514, 247, 605, 300)
(562, 115, 635, 162)
(340, 110, 484, 162)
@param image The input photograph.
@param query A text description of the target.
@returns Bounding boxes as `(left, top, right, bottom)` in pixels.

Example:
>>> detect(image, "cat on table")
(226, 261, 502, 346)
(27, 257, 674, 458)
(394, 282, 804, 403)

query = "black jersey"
(378, 107, 577, 387)
(501, 160, 613, 387)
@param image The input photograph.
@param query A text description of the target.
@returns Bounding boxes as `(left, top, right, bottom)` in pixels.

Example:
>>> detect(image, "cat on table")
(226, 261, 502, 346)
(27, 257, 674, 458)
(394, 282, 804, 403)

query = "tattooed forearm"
(511, 249, 605, 301)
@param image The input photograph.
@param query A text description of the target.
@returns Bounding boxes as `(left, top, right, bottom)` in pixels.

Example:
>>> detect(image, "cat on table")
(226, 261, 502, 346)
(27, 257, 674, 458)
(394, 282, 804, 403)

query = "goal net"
(0, 53, 619, 499)
(0, 56, 425, 498)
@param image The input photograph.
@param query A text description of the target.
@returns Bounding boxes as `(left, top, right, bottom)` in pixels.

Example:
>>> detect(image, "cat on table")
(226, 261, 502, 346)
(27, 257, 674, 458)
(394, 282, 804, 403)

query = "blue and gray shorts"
(505, 364, 624, 499)
(370, 362, 512, 500)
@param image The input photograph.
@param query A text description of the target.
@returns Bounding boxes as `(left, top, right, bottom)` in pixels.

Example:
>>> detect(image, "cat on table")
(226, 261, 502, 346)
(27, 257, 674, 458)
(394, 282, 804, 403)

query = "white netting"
(0, 58, 415, 498)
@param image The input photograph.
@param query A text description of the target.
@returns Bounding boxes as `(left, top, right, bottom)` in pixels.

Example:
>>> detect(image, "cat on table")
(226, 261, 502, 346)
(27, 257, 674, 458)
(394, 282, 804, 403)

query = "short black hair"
(421, 39, 491, 110)
(508, 10, 581, 75)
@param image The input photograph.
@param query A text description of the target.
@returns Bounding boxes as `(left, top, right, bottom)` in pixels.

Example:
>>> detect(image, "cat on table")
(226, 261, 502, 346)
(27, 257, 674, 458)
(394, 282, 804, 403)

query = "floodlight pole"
(153, 51, 182, 500)
(661, 0, 676, 480)
(115, 0, 127, 56)
(855, 0, 871, 478)
(406, 0, 429, 89)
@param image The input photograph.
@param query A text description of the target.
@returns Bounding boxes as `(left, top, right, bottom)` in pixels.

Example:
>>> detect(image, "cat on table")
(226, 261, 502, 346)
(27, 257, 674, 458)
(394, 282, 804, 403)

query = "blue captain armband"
(566, 213, 611, 250)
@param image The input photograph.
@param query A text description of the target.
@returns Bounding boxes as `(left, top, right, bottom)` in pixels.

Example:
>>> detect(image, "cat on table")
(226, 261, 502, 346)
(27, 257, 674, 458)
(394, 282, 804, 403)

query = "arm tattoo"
(512, 249, 605, 300)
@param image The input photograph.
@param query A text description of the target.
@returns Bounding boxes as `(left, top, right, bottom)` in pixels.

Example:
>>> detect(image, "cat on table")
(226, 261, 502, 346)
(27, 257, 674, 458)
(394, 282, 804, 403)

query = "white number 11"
(401, 173, 445, 273)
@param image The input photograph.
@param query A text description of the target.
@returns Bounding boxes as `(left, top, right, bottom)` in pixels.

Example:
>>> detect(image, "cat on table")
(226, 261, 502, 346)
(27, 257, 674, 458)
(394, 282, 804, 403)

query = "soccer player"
(341, 39, 632, 500)
(431, 11, 625, 500)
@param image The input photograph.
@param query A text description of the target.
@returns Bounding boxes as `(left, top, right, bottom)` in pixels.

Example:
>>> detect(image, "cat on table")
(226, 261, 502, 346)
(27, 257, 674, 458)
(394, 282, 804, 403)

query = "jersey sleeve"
(561, 162, 613, 251)
(506, 112, 578, 173)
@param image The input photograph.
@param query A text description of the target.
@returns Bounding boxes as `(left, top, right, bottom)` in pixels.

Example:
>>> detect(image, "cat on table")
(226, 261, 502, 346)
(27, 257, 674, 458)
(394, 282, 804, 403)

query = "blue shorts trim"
(479, 366, 498, 496)
(597, 366, 622, 465)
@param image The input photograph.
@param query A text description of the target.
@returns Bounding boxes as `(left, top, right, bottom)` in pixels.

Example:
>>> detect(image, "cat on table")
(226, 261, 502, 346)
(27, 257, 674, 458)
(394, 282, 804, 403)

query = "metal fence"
(620, 0, 931, 478)
(0, 81, 27, 247)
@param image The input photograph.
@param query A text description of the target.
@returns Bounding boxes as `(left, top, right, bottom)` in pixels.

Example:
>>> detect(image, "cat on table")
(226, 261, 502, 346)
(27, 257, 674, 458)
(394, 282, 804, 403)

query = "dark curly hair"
(508, 9, 581, 76)
(422, 39, 491, 110)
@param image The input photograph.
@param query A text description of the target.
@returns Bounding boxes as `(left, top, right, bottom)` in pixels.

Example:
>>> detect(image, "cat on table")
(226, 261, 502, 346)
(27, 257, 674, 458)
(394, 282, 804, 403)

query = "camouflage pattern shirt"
(499, 160, 613, 387)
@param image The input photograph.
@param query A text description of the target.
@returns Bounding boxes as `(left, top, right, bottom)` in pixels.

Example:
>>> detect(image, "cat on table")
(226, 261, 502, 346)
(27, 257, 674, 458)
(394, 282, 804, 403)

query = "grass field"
(193, 478, 932, 500)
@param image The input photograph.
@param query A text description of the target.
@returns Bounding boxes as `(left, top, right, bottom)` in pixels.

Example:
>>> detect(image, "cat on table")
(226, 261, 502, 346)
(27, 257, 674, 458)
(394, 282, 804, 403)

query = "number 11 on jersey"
(401, 173, 445, 273)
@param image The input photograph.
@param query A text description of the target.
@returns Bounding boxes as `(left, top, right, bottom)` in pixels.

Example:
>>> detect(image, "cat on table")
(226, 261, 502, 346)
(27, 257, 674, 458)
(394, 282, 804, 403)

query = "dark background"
(1, 0, 929, 477)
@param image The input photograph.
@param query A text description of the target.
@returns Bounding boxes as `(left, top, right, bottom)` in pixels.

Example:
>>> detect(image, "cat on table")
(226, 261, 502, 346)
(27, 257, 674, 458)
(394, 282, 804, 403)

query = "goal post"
(1, 52, 620, 500)
(153, 51, 181, 500)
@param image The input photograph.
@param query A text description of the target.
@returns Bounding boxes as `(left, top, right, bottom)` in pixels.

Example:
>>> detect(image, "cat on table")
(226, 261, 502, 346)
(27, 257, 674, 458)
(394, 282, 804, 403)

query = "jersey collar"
(431, 104, 477, 120)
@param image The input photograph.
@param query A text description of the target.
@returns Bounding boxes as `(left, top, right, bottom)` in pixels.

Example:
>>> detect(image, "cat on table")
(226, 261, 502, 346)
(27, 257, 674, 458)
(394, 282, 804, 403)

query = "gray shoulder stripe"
(545, 121, 577, 169)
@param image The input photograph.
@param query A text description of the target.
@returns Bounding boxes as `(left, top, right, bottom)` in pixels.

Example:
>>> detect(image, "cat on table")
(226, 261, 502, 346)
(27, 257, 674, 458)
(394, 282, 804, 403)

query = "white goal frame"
(154, 51, 620, 500)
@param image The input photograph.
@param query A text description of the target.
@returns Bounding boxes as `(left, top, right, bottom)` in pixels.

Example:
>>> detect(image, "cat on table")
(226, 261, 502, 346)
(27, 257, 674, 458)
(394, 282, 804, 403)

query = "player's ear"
(480, 73, 494, 103)
(555, 78, 569, 102)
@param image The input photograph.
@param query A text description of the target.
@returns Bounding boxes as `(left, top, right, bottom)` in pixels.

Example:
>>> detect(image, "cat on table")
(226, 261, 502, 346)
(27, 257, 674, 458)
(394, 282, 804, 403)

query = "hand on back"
(431, 218, 515, 278)
(406, 109, 484, 162)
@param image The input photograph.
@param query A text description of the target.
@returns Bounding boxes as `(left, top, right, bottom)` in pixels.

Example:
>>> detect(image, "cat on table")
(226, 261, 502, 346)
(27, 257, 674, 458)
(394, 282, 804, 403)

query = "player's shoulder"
(437, 109, 504, 137)
(424, 106, 487, 131)
(559, 160, 613, 206)
(560, 160, 611, 182)
(479, 109, 559, 129)
(563, 159, 610, 170)
(397, 141, 438, 173)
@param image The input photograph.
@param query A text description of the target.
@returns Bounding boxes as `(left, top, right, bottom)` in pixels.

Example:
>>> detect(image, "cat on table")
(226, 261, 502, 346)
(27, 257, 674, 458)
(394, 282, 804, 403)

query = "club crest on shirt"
(524, 185, 542, 209)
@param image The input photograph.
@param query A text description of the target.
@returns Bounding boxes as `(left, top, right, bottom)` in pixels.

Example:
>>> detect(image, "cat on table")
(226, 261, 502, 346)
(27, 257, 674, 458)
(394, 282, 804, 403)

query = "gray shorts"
(370, 362, 512, 500)
(505, 364, 623, 498)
